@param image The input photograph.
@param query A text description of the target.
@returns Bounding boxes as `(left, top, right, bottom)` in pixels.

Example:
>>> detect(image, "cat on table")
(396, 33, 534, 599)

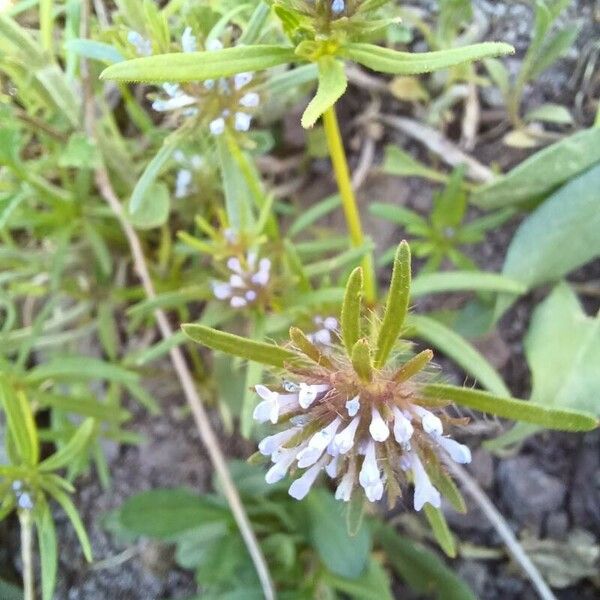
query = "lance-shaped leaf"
(39, 418, 95, 472)
(341, 42, 514, 75)
(301, 55, 347, 128)
(352, 339, 373, 382)
(393, 349, 433, 383)
(100, 45, 296, 83)
(422, 384, 598, 431)
(289, 327, 334, 369)
(182, 324, 298, 368)
(424, 505, 456, 558)
(374, 241, 411, 368)
(341, 267, 363, 356)
(35, 501, 57, 600)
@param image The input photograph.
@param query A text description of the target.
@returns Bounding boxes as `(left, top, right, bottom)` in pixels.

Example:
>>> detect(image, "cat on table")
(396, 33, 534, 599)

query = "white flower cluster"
(127, 30, 152, 56)
(12, 480, 34, 511)
(307, 316, 338, 346)
(172, 150, 204, 198)
(211, 252, 271, 308)
(254, 383, 472, 508)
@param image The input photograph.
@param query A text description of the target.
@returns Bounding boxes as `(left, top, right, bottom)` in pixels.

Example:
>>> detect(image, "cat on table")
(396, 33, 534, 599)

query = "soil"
(3, 2, 600, 599)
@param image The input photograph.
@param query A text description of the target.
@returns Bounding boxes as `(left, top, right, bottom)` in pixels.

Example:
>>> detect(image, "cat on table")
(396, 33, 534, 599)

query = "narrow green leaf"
(39, 419, 95, 472)
(342, 42, 514, 75)
(424, 505, 456, 558)
(288, 194, 340, 238)
(34, 502, 57, 600)
(182, 324, 298, 368)
(341, 267, 363, 356)
(289, 327, 334, 369)
(25, 357, 138, 386)
(393, 349, 433, 383)
(374, 241, 411, 368)
(0, 378, 39, 466)
(301, 56, 347, 129)
(100, 45, 296, 83)
(381, 144, 448, 183)
(428, 465, 467, 514)
(352, 339, 373, 382)
(64, 39, 124, 64)
(423, 384, 598, 431)
(408, 315, 510, 397)
(412, 271, 527, 297)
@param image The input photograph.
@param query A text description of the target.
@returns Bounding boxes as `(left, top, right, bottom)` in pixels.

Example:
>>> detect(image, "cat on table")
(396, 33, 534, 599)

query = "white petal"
(369, 407, 390, 442)
(325, 455, 339, 478)
(17, 493, 34, 510)
(234, 72, 253, 90)
(181, 27, 197, 53)
(335, 469, 354, 502)
(359, 441, 381, 489)
(152, 94, 197, 112)
(209, 117, 225, 136)
(245, 290, 257, 302)
(255, 385, 276, 402)
(410, 452, 441, 511)
(227, 257, 243, 273)
(206, 39, 223, 51)
(298, 383, 328, 409)
(288, 460, 324, 500)
(332, 416, 360, 455)
(265, 448, 298, 484)
(345, 395, 360, 417)
(312, 329, 332, 345)
(229, 274, 245, 288)
(230, 296, 247, 308)
(211, 281, 232, 300)
(175, 169, 192, 198)
(308, 417, 341, 451)
(392, 407, 414, 444)
(364, 480, 384, 502)
(253, 400, 274, 423)
(239, 92, 260, 108)
(332, 0, 345, 14)
(323, 317, 338, 330)
(436, 436, 472, 464)
(296, 446, 323, 468)
(258, 428, 298, 456)
(414, 406, 443, 436)
(234, 112, 252, 132)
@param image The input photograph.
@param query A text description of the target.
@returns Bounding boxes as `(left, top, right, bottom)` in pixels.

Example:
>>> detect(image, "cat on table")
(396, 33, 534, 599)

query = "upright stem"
(19, 511, 34, 600)
(322, 106, 376, 304)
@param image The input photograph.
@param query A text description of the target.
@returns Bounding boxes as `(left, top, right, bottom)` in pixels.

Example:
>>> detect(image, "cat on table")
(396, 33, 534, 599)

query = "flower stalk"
(19, 510, 34, 600)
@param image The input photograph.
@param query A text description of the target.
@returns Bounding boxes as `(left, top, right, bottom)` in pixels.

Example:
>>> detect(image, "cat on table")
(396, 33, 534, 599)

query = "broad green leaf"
(495, 164, 600, 317)
(341, 42, 514, 75)
(408, 315, 510, 397)
(39, 419, 95, 472)
(324, 558, 393, 600)
(127, 182, 170, 230)
(374, 241, 411, 368)
(423, 383, 598, 431)
(100, 45, 296, 82)
(524, 103, 573, 124)
(424, 505, 456, 557)
(307, 489, 371, 579)
(301, 56, 347, 129)
(34, 502, 57, 600)
(341, 267, 363, 356)
(472, 128, 600, 208)
(490, 284, 600, 448)
(0, 379, 39, 466)
(182, 324, 298, 368)
(352, 339, 373, 382)
(376, 526, 476, 600)
(412, 271, 526, 297)
(119, 488, 229, 540)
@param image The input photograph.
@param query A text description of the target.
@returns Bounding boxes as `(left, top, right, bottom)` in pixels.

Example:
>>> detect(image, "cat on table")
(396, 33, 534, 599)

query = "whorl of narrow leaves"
(341, 267, 363, 356)
(100, 46, 296, 83)
(374, 241, 411, 368)
(423, 384, 599, 431)
(351, 339, 373, 382)
(182, 324, 297, 368)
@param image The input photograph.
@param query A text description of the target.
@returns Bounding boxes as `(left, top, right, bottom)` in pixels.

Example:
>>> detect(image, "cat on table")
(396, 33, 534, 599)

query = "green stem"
(322, 105, 376, 304)
(19, 510, 35, 600)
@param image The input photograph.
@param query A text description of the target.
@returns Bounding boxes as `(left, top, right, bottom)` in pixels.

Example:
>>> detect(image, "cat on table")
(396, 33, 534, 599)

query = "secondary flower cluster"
(211, 252, 271, 309)
(127, 28, 260, 135)
(12, 480, 34, 511)
(254, 361, 472, 508)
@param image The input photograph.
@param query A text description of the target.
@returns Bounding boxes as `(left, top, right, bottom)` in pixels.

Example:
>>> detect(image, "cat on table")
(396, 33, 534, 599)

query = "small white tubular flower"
(209, 117, 226, 136)
(297, 417, 341, 467)
(234, 112, 252, 132)
(392, 407, 414, 444)
(175, 168, 192, 198)
(369, 407, 390, 442)
(298, 383, 329, 409)
(152, 93, 197, 112)
(245, 290, 257, 302)
(127, 31, 152, 56)
(323, 317, 338, 330)
(230, 296, 247, 308)
(364, 479, 384, 503)
(413, 406, 443, 436)
(335, 468, 355, 502)
(229, 274, 245, 288)
(258, 427, 299, 456)
(266, 447, 300, 484)
(12, 480, 22, 491)
(234, 72, 253, 90)
(17, 492, 34, 510)
(288, 457, 327, 500)
(253, 385, 279, 424)
(211, 281, 232, 300)
(325, 455, 339, 478)
(227, 257, 243, 273)
(312, 328, 332, 345)
(239, 92, 260, 108)
(206, 39, 223, 51)
(435, 435, 472, 464)
(410, 452, 441, 511)
(332, 0, 345, 14)
(181, 27, 197, 53)
(359, 441, 381, 490)
(332, 416, 360, 455)
(346, 395, 360, 417)
(251, 258, 271, 286)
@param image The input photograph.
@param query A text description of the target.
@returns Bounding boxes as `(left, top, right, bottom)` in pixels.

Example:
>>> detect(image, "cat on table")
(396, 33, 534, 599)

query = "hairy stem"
(82, 2, 276, 598)
(322, 105, 376, 304)
(19, 511, 34, 600)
